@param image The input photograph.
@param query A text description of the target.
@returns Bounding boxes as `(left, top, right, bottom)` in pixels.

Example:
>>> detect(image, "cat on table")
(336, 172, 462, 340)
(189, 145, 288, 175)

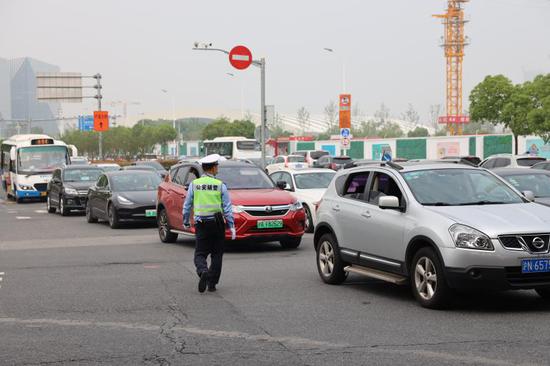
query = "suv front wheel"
(410, 247, 452, 309)
(316, 233, 347, 284)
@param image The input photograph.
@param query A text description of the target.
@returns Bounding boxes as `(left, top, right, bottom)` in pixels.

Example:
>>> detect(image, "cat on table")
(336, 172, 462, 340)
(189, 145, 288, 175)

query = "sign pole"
(95, 74, 103, 160)
(260, 58, 266, 169)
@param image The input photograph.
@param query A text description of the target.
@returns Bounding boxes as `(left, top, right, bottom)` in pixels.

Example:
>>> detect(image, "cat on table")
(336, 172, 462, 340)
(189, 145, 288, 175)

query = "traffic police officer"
(183, 154, 235, 293)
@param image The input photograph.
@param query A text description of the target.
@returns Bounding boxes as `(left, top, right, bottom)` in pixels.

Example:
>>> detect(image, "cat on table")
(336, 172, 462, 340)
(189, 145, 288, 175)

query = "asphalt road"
(1, 195, 550, 365)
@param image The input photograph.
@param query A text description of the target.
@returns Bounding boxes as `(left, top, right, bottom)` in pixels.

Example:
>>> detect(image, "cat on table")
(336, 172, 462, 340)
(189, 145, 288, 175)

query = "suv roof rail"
(382, 161, 404, 171)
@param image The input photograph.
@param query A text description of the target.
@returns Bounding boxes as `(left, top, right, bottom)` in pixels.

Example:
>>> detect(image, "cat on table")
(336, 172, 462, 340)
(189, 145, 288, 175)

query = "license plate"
(522, 258, 550, 273)
(145, 209, 157, 217)
(40, 192, 47, 197)
(294, 163, 303, 168)
(257, 219, 283, 229)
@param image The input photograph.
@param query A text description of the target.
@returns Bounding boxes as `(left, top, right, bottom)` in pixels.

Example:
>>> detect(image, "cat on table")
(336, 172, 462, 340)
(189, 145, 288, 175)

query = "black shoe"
(198, 272, 208, 293)
(207, 284, 216, 292)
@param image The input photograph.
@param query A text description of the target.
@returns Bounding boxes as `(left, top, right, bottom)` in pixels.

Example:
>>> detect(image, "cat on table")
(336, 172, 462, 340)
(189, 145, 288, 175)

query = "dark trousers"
(194, 219, 225, 285)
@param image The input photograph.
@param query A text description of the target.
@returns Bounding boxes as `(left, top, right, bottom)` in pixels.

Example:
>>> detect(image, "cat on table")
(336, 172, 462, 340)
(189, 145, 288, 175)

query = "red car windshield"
(217, 166, 274, 189)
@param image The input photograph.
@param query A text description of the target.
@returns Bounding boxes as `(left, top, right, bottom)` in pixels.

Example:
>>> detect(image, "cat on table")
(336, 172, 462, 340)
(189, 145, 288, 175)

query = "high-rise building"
(0, 58, 10, 137)
(9, 57, 61, 136)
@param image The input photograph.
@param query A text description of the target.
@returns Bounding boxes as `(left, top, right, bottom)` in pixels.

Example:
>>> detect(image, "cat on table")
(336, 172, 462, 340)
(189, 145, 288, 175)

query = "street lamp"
(161, 89, 178, 156)
(323, 48, 347, 92)
(192, 42, 267, 168)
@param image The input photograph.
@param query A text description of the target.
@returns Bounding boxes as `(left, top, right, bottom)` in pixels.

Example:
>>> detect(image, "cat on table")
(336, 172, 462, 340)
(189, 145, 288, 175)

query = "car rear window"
(310, 151, 329, 159)
(333, 157, 352, 164)
(288, 156, 306, 163)
(517, 158, 546, 167)
(217, 166, 274, 189)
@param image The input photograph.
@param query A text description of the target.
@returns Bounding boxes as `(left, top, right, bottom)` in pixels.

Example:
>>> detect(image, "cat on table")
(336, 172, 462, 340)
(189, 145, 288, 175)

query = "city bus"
(1, 134, 71, 202)
(203, 136, 261, 160)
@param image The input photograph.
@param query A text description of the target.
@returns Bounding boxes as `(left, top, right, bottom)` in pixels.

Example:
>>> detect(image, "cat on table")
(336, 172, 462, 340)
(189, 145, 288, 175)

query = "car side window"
(270, 172, 281, 183)
(184, 169, 199, 186)
(169, 167, 179, 182)
(275, 156, 285, 164)
(174, 167, 189, 185)
(279, 172, 294, 189)
(367, 172, 404, 206)
(342, 172, 370, 200)
(493, 158, 509, 168)
(481, 159, 495, 169)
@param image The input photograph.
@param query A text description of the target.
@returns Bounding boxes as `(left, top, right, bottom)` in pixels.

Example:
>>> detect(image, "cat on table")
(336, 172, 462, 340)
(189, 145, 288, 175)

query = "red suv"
(157, 160, 306, 248)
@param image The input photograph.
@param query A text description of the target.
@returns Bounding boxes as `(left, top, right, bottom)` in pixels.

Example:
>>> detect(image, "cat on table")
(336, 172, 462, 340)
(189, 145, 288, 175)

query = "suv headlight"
(449, 224, 494, 251)
(232, 205, 244, 213)
(289, 201, 303, 211)
(117, 196, 134, 205)
(18, 184, 34, 191)
(64, 187, 78, 195)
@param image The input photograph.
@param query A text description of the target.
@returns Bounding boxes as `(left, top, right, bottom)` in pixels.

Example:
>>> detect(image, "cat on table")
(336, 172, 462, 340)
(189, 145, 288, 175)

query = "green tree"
(527, 75, 550, 142)
(378, 123, 404, 138)
(407, 126, 429, 137)
(201, 118, 231, 140)
(227, 119, 255, 138)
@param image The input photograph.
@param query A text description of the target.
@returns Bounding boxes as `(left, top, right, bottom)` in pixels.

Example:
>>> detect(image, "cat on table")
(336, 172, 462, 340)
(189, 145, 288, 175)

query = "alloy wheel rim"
(414, 257, 437, 300)
(304, 207, 311, 231)
(47, 196, 51, 210)
(108, 206, 114, 224)
(159, 211, 168, 239)
(60, 198, 64, 213)
(318, 241, 335, 276)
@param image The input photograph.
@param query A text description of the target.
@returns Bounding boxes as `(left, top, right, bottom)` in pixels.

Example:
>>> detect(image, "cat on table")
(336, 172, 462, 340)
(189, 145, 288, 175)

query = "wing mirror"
(378, 196, 402, 210)
(522, 190, 535, 202)
(276, 181, 287, 190)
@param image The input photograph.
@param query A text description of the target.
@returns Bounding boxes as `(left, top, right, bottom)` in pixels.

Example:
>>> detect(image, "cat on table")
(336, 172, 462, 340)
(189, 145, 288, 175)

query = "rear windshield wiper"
(458, 201, 507, 206)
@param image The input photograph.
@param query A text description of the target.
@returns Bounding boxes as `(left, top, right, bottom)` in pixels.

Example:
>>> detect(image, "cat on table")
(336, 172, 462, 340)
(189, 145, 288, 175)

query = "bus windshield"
(204, 142, 233, 158)
(17, 146, 68, 174)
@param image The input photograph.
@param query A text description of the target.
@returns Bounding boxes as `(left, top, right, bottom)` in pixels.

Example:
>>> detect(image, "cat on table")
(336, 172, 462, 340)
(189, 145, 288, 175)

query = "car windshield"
(501, 173, 550, 198)
(517, 158, 546, 167)
(110, 173, 161, 192)
(100, 165, 120, 172)
(135, 161, 166, 171)
(17, 146, 68, 173)
(217, 166, 274, 189)
(63, 169, 102, 182)
(402, 169, 524, 206)
(288, 156, 306, 163)
(294, 172, 335, 189)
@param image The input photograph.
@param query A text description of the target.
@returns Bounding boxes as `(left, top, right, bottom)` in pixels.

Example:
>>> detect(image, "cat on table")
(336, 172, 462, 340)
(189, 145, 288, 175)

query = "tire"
(304, 205, 314, 233)
(535, 287, 550, 299)
(280, 237, 301, 249)
(47, 195, 56, 213)
(158, 208, 177, 243)
(410, 247, 452, 309)
(315, 233, 347, 284)
(59, 195, 69, 216)
(108, 203, 120, 229)
(86, 203, 97, 223)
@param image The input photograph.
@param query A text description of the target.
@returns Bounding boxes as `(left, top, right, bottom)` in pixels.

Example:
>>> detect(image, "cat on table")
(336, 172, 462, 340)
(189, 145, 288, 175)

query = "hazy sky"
(1, 0, 550, 123)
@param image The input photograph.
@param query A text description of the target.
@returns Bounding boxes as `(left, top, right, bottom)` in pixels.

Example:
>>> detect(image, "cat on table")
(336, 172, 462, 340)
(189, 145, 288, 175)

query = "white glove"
(230, 227, 236, 240)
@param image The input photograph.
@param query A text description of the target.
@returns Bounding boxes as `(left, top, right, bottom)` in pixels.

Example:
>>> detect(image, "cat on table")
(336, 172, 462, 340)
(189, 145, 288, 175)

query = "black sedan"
(86, 170, 161, 228)
(47, 166, 103, 215)
(493, 168, 550, 206)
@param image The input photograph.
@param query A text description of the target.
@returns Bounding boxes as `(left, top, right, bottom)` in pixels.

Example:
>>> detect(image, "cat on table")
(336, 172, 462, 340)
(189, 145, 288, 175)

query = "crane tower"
(433, 0, 470, 135)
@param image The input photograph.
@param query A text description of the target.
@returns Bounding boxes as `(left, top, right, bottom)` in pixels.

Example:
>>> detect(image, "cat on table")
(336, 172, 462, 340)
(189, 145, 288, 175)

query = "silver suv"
(314, 162, 550, 308)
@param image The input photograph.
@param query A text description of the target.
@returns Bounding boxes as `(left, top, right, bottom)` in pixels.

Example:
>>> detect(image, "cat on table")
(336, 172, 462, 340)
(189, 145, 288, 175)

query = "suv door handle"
(361, 211, 371, 219)
(332, 204, 340, 212)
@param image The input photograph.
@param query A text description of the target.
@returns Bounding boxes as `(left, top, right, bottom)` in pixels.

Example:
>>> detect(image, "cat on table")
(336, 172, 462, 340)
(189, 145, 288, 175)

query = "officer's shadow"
(174, 237, 294, 254)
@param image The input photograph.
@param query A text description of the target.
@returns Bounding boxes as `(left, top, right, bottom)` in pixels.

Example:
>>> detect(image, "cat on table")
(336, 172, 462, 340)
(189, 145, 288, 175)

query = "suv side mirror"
(276, 181, 287, 190)
(379, 196, 401, 210)
(522, 190, 535, 202)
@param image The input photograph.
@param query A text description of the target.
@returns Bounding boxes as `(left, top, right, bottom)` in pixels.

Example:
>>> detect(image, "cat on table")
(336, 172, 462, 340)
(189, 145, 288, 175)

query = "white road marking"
(0, 272, 3, 288)
(15, 216, 31, 220)
(34, 210, 47, 214)
(7, 211, 17, 214)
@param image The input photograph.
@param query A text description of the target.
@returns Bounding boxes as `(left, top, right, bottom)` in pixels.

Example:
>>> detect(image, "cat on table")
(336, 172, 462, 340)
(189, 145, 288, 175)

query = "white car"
(479, 154, 546, 169)
(265, 155, 307, 175)
(270, 168, 336, 233)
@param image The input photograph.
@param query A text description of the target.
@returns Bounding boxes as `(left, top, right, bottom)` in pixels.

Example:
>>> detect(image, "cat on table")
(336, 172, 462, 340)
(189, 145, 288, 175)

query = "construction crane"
(109, 100, 141, 126)
(434, 0, 470, 135)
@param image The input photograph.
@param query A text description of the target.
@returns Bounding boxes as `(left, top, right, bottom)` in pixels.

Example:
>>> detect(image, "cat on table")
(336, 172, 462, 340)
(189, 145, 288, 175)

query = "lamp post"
(192, 43, 267, 168)
(161, 89, 177, 156)
(323, 48, 347, 92)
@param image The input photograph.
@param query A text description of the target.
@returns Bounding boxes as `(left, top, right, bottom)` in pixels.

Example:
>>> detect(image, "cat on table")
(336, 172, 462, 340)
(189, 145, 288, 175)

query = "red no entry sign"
(229, 45, 252, 70)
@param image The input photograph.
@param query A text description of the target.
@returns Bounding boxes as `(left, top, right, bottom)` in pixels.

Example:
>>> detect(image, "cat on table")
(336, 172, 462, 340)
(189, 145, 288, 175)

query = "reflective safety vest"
(192, 176, 223, 217)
